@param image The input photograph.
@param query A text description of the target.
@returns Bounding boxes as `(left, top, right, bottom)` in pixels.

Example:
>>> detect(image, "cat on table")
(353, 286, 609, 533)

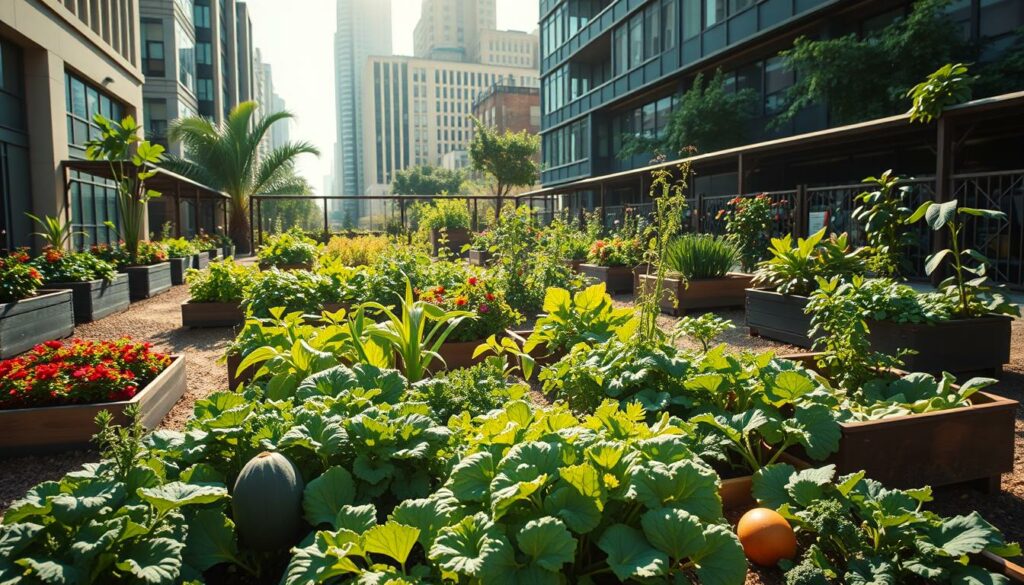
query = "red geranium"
(0, 338, 170, 410)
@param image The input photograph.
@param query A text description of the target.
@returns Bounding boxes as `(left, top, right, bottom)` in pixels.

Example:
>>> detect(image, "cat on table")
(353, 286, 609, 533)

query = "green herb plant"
(672, 313, 735, 352)
(664, 234, 738, 280)
(26, 213, 86, 249)
(752, 229, 865, 296)
(852, 170, 916, 277)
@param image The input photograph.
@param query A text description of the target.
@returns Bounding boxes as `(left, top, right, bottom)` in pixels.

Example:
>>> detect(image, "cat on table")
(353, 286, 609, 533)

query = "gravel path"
(0, 283, 238, 513)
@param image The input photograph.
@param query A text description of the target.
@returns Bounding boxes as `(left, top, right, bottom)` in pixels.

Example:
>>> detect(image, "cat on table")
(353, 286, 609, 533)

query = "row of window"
(141, 19, 197, 95)
(541, 0, 608, 57)
(544, 118, 590, 168)
(612, 0, 678, 77)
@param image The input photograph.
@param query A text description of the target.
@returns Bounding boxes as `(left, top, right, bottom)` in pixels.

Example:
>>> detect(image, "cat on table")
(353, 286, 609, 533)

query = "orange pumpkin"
(737, 508, 798, 566)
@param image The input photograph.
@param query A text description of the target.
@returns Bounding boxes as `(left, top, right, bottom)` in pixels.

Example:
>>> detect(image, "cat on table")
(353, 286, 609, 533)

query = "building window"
(142, 19, 165, 78)
(64, 71, 125, 248)
(764, 56, 794, 115)
(196, 42, 212, 66)
(194, 3, 210, 28)
(629, 14, 644, 68)
(663, 0, 678, 50)
(197, 78, 214, 101)
(144, 98, 168, 145)
(705, 0, 726, 28)
(176, 23, 196, 93)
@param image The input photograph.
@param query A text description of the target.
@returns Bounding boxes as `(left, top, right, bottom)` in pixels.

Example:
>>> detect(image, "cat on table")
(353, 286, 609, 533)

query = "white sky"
(243, 0, 540, 193)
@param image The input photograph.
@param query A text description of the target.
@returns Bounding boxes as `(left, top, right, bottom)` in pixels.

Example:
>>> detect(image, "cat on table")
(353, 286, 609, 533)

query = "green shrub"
(322, 234, 390, 266)
(257, 228, 319, 267)
(186, 259, 260, 303)
(242, 269, 338, 318)
(163, 237, 199, 259)
(415, 198, 471, 231)
(0, 250, 43, 303)
(30, 248, 117, 283)
(664, 234, 737, 279)
(409, 359, 523, 421)
(752, 228, 865, 296)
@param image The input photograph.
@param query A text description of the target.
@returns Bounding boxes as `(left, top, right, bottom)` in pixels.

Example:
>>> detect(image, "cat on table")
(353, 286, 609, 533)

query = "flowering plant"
(30, 248, 117, 283)
(716, 194, 777, 272)
(0, 338, 171, 410)
(162, 237, 198, 259)
(192, 230, 220, 252)
(91, 240, 167, 267)
(421, 276, 521, 342)
(586, 237, 644, 267)
(0, 250, 44, 303)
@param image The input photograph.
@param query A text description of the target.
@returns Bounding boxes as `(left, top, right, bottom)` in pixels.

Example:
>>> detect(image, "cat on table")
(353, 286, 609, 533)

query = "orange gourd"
(737, 508, 798, 566)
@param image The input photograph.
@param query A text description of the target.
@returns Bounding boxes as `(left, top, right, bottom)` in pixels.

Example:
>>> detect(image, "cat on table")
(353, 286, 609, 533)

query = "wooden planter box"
(48, 274, 130, 324)
(430, 227, 471, 257)
(468, 249, 493, 266)
(181, 301, 245, 328)
(125, 263, 172, 301)
(258, 261, 313, 271)
(579, 264, 636, 294)
(638, 272, 754, 316)
(0, 290, 75, 359)
(564, 259, 584, 273)
(169, 257, 191, 285)
(226, 351, 256, 390)
(206, 249, 220, 261)
(192, 253, 209, 270)
(867, 315, 1013, 376)
(745, 289, 814, 348)
(0, 356, 187, 456)
(222, 245, 236, 258)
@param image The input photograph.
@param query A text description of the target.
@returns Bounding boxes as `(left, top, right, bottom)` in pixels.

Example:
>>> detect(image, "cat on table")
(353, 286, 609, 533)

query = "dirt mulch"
(0, 284, 238, 515)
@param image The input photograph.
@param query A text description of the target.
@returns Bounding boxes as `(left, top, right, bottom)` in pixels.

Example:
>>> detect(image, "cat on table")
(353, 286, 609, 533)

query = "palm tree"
(164, 101, 319, 253)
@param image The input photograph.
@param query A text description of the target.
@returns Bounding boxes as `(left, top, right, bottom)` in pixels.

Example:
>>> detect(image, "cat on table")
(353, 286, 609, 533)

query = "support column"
(737, 154, 745, 195)
(22, 49, 67, 248)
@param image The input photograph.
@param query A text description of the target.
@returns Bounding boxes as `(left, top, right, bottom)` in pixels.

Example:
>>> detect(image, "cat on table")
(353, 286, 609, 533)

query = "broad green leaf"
(925, 249, 953, 276)
(0, 523, 44, 558)
(597, 524, 668, 581)
(334, 504, 377, 534)
(543, 485, 603, 534)
(923, 512, 1001, 557)
(491, 474, 547, 521)
(303, 467, 356, 528)
(786, 466, 836, 507)
(516, 516, 577, 571)
(430, 512, 505, 577)
(392, 497, 455, 550)
(363, 522, 420, 566)
(950, 565, 1010, 585)
(448, 452, 495, 503)
(116, 537, 185, 584)
(752, 464, 797, 510)
(138, 483, 227, 514)
(71, 517, 125, 561)
(14, 557, 82, 584)
(692, 525, 748, 585)
(789, 404, 842, 461)
(626, 460, 723, 522)
(641, 507, 706, 561)
(769, 371, 817, 402)
(183, 509, 238, 572)
(925, 200, 959, 230)
(846, 557, 896, 585)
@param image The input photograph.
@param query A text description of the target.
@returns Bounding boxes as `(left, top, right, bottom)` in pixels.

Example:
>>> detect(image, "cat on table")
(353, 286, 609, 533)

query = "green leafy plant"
(363, 280, 472, 383)
(842, 371, 997, 422)
(162, 237, 198, 259)
(30, 248, 117, 283)
(85, 115, 164, 264)
(186, 258, 259, 304)
(716, 194, 775, 272)
(836, 277, 957, 324)
(322, 234, 391, 267)
(257, 227, 320, 267)
(415, 198, 471, 232)
(807, 276, 907, 391)
(586, 236, 643, 267)
(0, 250, 43, 303)
(852, 170, 916, 277)
(673, 313, 735, 352)
(907, 62, 973, 124)
(525, 284, 636, 356)
(409, 359, 526, 421)
(752, 229, 866, 296)
(241, 268, 356, 318)
(907, 199, 1020, 318)
(421, 275, 521, 342)
(26, 213, 85, 249)
(664, 234, 738, 280)
(752, 464, 1019, 584)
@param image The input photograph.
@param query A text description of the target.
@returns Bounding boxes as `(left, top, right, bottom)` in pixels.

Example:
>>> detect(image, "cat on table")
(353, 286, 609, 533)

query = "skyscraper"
(333, 0, 393, 223)
(413, 0, 496, 63)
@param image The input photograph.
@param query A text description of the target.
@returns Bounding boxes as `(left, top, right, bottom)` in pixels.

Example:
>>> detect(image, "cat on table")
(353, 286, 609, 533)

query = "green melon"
(231, 451, 305, 551)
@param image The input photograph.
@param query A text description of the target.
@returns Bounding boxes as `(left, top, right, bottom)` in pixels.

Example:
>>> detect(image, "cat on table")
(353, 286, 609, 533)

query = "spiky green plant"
(664, 234, 738, 280)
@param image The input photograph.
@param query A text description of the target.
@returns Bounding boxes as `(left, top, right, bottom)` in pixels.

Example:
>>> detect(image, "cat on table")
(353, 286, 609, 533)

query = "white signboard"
(808, 211, 829, 234)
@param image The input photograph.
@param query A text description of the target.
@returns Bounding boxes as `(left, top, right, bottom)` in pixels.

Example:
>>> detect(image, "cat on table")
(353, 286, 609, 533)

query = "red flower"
(44, 340, 63, 350)
(467, 277, 478, 286)
(434, 286, 446, 295)
(485, 292, 495, 302)
(28, 268, 41, 280)
(455, 296, 468, 307)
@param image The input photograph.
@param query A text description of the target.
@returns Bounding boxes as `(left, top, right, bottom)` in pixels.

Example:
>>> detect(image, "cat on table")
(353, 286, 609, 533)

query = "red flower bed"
(0, 339, 171, 410)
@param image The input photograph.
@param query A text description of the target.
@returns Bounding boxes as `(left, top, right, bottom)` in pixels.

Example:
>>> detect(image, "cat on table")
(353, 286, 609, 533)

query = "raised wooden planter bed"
(0, 290, 75, 359)
(125, 263, 172, 301)
(181, 301, 245, 328)
(579, 264, 637, 295)
(564, 259, 584, 273)
(780, 352, 1018, 492)
(745, 289, 814, 348)
(868, 315, 1012, 376)
(468, 249, 493, 266)
(639, 272, 754, 316)
(48, 274, 130, 324)
(169, 257, 191, 285)
(0, 356, 187, 456)
(222, 244, 236, 258)
(206, 249, 220, 261)
(430, 227, 471, 258)
(192, 253, 209, 270)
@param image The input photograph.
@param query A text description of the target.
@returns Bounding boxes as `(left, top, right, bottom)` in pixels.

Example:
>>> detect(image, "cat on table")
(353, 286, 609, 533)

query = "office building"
(0, 0, 144, 250)
(538, 0, 1024, 190)
(332, 0, 393, 225)
(413, 0, 496, 62)
(478, 29, 539, 69)
(361, 56, 540, 197)
(140, 0, 198, 154)
(473, 84, 541, 135)
(190, 0, 254, 126)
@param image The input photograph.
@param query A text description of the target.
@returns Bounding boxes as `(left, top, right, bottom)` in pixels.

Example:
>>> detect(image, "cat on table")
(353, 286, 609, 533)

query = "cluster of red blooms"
(0, 250, 41, 280)
(715, 193, 786, 221)
(0, 338, 170, 410)
(421, 276, 497, 315)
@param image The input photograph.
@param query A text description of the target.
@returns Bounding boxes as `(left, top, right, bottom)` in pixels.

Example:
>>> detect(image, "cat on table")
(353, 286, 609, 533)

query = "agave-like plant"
(26, 213, 87, 249)
(362, 279, 473, 383)
(664, 234, 738, 280)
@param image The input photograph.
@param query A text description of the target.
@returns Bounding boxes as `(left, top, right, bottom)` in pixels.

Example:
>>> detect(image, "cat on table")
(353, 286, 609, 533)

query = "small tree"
(468, 117, 539, 220)
(392, 165, 465, 196)
(85, 115, 164, 264)
(620, 70, 756, 158)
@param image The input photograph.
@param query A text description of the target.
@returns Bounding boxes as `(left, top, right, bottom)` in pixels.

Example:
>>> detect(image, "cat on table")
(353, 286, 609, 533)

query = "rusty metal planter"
(430, 228, 471, 258)
(0, 290, 75, 359)
(639, 273, 754, 316)
(181, 301, 245, 328)
(0, 356, 187, 456)
(867, 315, 1013, 376)
(579, 264, 636, 294)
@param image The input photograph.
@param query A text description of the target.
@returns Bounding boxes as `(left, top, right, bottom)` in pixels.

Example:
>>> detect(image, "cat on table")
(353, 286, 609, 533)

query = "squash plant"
(907, 199, 1019, 318)
(524, 283, 636, 357)
(752, 229, 865, 296)
(752, 464, 1019, 584)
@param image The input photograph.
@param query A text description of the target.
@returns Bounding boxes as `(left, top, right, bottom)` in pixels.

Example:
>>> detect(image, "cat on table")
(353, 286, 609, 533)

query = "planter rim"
(1, 289, 73, 308)
(122, 261, 172, 270)
(645, 272, 754, 283)
(0, 355, 184, 416)
(745, 287, 810, 298)
(184, 299, 244, 306)
(46, 274, 126, 287)
(870, 313, 1015, 325)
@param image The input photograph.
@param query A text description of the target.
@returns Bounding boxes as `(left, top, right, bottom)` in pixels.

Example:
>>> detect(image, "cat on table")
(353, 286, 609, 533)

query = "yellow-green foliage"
(322, 235, 391, 267)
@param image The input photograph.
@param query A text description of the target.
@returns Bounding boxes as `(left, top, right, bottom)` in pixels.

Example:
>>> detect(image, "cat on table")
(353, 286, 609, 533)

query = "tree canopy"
(468, 118, 539, 219)
(391, 165, 465, 196)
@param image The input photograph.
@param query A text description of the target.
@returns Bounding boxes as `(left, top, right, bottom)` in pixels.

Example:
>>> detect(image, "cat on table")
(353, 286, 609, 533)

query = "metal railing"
(953, 170, 1024, 287)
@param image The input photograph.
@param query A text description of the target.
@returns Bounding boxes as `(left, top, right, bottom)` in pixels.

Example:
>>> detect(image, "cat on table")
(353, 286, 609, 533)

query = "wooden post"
(599, 184, 606, 229)
(174, 182, 182, 237)
(737, 153, 745, 195)
(933, 116, 954, 285)
(248, 198, 255, 253)
(323, 197, 329, 237)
